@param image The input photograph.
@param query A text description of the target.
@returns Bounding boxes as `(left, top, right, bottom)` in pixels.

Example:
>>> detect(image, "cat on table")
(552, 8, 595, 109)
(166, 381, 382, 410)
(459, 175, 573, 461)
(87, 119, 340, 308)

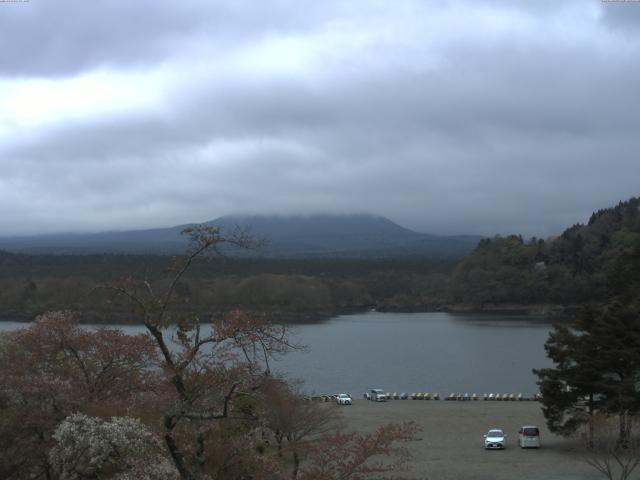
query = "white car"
(335, 393, 352, 405)
(484, 429, 507, 449)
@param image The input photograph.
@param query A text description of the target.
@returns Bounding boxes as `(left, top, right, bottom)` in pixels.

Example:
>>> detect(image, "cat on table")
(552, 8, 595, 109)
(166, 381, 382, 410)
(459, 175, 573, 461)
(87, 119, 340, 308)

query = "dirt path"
(336, 400, 602, 480)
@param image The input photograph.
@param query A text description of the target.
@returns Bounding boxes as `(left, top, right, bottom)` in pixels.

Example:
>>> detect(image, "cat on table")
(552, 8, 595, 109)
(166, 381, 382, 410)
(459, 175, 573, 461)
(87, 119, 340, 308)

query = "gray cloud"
(0, 0, 639, 237)
(600, 1, 640, 33)
(0, 0, 332, 76)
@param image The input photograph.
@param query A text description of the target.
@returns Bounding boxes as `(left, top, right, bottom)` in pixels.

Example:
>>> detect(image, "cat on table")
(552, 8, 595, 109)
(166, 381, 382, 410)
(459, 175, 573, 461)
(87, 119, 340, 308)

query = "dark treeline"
(2, 196, 639, 322)
(0, 252, 454, 322)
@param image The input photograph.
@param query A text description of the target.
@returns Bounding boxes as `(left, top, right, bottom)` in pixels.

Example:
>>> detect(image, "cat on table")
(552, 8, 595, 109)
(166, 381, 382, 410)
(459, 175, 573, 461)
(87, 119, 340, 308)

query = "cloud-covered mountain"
(1, 2, 639, 238)
(0, 214, 481, 259)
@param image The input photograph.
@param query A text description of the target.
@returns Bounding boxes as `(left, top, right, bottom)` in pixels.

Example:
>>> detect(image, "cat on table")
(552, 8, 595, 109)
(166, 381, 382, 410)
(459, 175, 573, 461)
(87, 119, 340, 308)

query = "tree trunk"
(292, 450, 300, 480)
(273, 429, 283, 457)
(195, 427, 206, 476)
(588, 393, 595, 449)
(165, 415, 193, 480)
(619, 410, 630, 449)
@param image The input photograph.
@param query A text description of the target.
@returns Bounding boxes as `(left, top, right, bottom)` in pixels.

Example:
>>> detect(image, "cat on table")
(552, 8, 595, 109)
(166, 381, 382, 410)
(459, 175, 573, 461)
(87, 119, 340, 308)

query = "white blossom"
(49, 413, 179, 480)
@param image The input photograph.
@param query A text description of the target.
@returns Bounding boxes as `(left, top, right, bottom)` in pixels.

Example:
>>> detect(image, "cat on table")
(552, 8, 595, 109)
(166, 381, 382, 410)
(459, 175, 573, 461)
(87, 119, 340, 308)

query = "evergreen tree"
(534, 316, 602, 444)
(535, 238, 640, 445)
(590, 300, 640, 445)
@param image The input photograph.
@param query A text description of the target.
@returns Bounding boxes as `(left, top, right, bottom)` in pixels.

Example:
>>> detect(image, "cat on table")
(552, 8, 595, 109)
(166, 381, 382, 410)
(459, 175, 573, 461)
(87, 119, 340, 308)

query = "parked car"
(484, 429, 507, 449)
(518, 426, 541, 448)
(366, 389, 387, 402)
(335, 393, 352, 405)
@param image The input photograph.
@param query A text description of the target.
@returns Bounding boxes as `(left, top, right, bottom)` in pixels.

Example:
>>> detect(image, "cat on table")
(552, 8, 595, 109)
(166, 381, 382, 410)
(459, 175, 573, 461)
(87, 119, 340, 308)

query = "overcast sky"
(1, 0, 639, 237)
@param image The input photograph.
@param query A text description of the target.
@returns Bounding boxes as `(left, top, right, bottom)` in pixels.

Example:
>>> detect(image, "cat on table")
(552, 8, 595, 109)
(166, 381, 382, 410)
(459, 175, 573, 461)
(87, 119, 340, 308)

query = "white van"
(518, 426, 541, 448)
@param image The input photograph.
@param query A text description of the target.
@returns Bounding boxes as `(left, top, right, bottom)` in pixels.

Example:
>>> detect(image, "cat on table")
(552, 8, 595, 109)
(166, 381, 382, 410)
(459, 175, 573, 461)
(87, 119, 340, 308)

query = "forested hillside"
(449, 197, 640, 308)
(0, 253, 453, 322)
(1, 197, 638, 322)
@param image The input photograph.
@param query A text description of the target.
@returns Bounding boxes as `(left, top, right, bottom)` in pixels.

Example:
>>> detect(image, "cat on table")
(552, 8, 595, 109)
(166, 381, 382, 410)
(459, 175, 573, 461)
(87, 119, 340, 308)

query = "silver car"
(367, 389, 387, 402)
(335, 393, 352, 405)
(484, 429, 507, 449)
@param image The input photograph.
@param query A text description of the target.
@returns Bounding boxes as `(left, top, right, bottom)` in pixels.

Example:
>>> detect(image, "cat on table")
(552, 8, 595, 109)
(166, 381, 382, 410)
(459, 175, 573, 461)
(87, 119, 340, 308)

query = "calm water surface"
(0, 311, 556, 395)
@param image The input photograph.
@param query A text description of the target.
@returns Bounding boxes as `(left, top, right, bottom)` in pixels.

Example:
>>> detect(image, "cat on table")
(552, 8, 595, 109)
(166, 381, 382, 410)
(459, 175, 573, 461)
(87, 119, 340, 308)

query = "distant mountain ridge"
(0, 214, 482, 259)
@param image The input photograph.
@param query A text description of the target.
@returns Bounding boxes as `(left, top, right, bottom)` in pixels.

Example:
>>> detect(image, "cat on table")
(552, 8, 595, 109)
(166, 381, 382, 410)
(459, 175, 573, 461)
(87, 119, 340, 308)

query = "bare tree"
(259, 379, 339, 479)
(582, 416, 640, 480)
(94, 225, 421, 480)
(102, 225, 296, 480)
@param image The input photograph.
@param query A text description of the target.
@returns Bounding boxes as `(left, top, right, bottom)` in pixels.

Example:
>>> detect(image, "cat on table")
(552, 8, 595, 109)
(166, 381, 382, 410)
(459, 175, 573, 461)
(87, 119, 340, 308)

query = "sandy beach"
(336, 399, 602, 480)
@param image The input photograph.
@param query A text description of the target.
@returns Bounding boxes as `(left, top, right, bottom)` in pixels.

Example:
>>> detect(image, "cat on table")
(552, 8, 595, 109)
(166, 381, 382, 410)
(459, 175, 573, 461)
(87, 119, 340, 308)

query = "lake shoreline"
(0, 303, 576, 325)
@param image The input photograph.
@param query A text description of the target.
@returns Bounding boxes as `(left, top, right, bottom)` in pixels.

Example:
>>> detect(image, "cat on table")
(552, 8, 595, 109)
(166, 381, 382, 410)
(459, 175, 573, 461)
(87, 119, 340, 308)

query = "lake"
(0, 311, 557, 396)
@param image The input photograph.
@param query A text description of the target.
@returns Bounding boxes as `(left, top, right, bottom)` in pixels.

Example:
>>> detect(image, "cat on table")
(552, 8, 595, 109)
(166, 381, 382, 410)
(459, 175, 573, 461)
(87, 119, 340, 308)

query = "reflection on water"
(0, 311, 557, 395)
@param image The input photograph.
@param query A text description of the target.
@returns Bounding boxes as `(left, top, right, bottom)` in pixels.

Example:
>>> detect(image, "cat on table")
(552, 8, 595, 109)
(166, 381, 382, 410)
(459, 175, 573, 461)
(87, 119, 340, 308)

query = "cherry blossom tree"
(300, 422, 420, 480)
(49, 413, 179, 480)
(0, 311, 161, 479)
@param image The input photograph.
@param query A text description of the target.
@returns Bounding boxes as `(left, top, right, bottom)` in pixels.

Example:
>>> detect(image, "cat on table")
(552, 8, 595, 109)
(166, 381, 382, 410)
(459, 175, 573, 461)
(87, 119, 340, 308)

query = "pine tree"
(535, 239, 640, 445)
